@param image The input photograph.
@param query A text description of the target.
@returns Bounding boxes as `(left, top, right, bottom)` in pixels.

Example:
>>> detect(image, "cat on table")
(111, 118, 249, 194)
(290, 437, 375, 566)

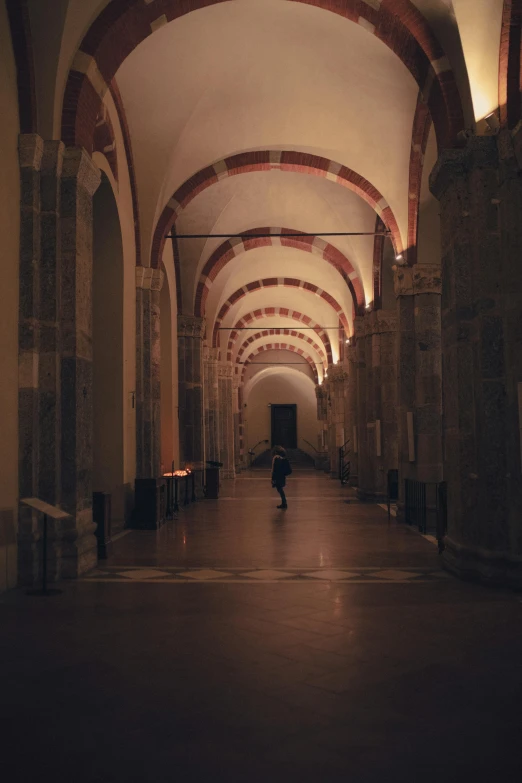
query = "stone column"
(203, 346, 220, 463)
(345, 345, 358, 486)
(326, 364, 347, 478)
(17, 134, 44, 584)
(58, 147, 101, 577)
(18, 134, 44, 514)
(232, 371, 242, 473)
(354, 316, 371, 497)
(135, 266, 164, 478)
(358, 311, 398, 500)
(430, 134, 522, 586)
(218, 362, 235, 478)
(315, 383, 328, 470)
(394, 266, 416, 519)
(177, 315, 205, 469)
(17, 139, 101, 583)
(412, 265, 443, 483)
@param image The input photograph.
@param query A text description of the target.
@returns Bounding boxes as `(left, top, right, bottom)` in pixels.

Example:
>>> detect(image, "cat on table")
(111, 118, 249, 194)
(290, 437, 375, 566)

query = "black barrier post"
(191, 471, 196, 502)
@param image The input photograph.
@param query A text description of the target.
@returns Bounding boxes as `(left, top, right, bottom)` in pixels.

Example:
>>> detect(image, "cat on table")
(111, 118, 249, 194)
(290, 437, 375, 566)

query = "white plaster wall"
(244, 367, 320, 459)
(0, 1, 20, 590)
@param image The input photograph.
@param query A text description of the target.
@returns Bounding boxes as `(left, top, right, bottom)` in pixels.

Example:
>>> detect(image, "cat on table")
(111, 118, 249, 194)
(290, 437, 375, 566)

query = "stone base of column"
(442, 537, 522, 590)
(17, 508, 97, 585)
(395, 501, 406, 523)
(356, 488, 387, 503)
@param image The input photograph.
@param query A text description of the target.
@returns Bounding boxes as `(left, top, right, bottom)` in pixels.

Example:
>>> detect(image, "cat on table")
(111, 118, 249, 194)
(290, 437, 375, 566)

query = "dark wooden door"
(271, 405, 297, 448)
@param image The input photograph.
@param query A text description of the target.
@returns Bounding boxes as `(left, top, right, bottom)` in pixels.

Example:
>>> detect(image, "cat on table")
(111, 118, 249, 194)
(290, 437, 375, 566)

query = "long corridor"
(2, 473, 522, 782)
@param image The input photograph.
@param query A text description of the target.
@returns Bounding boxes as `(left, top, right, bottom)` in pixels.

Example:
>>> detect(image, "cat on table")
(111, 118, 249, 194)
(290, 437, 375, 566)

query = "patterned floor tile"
(242, 569, 295, 580)
(116, 569, 171, 580)
(176, 569, 232, 580)
(368, 569, 418, 581)
(305, 569, 360, 581)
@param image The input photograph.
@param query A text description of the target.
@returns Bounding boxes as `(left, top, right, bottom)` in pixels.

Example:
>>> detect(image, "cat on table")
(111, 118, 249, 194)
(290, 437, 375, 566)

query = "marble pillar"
(354, 316, 370, 497)
(233, 374, 244, 472)
(136, 266, 164, 479)
(17, 138, 101, 583)
(315, 383, 328, 470)
(357, 311, 398, 500)
(394, 267, 416, 518)
(430, 133, 522, 586)
(204, 347, 220, 464)
(17, 134, 45, 584)
(178, 315, 205, 469)
(345, 346, 358, 486)
(58, 147, 101, 577)
(218, 362, 235, 479)
(326, 364, 348, 479)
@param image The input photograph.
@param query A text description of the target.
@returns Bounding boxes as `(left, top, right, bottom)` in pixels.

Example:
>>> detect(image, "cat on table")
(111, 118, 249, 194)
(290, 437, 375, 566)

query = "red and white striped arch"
(241, 345, 319, 384)
(236, 329, 326, 367)
(194, 227, 364, 318)
(153, 151, 403, 268)
(61, 0, 464, 158)
(212, 279, 349, 348)
(228, 309, 334, 365)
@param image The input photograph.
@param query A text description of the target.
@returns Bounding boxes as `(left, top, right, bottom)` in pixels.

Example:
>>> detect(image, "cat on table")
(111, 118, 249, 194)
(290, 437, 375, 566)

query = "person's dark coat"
(272, 455, 291, 488)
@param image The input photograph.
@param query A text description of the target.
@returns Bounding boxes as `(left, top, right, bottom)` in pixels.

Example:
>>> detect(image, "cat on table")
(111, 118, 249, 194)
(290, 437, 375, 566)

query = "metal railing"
(339, 440, 351, 485)
(404, 479, 447, 553)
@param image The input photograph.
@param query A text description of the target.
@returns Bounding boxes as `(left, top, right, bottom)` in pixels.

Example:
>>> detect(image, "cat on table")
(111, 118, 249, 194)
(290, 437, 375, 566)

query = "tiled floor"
(1, 471, 522, 782)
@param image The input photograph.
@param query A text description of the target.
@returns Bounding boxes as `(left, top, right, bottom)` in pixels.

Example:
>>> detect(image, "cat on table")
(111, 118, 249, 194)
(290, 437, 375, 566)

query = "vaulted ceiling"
(26, 0, 507, 386)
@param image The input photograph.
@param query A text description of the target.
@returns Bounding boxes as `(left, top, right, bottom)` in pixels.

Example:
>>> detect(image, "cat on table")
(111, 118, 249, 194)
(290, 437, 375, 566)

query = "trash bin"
(205, 461, 223, 499)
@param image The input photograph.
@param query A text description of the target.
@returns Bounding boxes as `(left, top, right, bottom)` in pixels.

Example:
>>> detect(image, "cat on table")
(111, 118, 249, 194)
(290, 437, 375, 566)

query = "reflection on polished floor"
(2, 472, 522, 782)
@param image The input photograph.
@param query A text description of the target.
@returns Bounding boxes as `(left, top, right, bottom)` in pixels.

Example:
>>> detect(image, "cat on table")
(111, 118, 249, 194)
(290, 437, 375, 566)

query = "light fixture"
(345, 338, 350, 345)
(395, 254, 403, 261)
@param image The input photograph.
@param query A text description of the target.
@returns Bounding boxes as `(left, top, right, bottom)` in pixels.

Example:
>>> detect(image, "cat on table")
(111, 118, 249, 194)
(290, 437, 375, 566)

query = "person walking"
(271, 445, 292, 509)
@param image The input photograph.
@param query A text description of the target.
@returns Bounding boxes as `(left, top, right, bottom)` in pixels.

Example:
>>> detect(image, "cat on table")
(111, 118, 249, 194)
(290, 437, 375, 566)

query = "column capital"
(18, 133, 44, 170)
(315, 384, 327, 400)
(413, 263, 442, 295)
(394, 266, 414, 298)
(429, 136, 498, 200)
(136, 266, 164, 291)
(218, 361, 234, 378)
(364, 310, 397, 335)
(345, 345, 357, 363)
(41, 140, 65, 177)
(394, 264, 441, 297)
(353, 316, 365, 338)
(328, 364, 349, 384)
(177, 314, 205, 338)
(62, 147, 101, 196)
